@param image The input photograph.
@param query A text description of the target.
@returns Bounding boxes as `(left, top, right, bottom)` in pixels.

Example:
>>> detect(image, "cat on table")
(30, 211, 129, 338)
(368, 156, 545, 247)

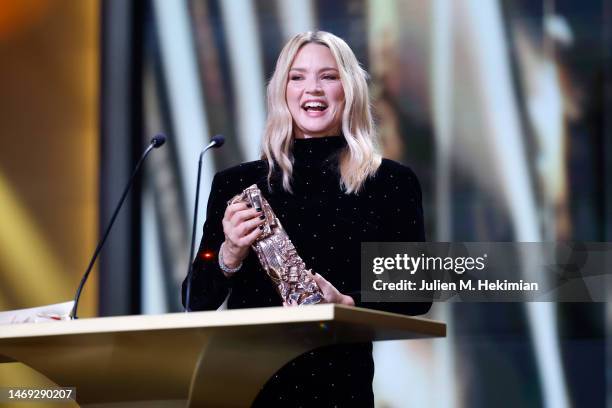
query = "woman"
(183, 31, 430, 407)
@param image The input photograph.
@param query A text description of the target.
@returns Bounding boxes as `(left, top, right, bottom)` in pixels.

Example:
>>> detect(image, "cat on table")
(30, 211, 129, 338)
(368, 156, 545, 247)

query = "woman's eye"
(323, 75, 338, 80)
(290, 75, 303, 81)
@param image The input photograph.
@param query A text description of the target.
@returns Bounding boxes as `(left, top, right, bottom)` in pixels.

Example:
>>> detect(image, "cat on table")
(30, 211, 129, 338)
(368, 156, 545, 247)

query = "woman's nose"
(305, 76, 323, 94)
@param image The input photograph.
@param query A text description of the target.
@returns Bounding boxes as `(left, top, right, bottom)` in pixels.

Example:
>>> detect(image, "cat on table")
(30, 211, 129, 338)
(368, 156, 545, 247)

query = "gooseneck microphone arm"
(70, 134, 166, 319)
(185, 134, 225, 312)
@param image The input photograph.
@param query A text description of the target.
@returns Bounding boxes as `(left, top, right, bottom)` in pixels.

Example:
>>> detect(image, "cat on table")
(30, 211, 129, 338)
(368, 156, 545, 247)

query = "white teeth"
(303, 101, 327, 109)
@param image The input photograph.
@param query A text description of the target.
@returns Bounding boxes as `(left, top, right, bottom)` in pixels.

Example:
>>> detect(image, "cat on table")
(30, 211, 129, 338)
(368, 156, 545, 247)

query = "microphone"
(184, 134, 225, 312)
(210, 134, 225, 148)
(70, 134, 166, 319)
(151, 133, 166, 148)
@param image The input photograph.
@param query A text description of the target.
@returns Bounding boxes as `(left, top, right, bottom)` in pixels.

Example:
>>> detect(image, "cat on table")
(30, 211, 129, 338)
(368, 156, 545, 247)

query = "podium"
(0, 304, 445, 407)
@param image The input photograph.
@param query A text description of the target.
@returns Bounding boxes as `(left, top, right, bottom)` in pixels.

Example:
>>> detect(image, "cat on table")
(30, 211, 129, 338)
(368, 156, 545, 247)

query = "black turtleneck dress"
(183, 136, 430, 407)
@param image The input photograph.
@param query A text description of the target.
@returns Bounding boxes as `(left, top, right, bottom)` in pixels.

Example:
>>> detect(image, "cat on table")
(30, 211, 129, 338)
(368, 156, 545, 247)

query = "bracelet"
(218, 242, 242, 274)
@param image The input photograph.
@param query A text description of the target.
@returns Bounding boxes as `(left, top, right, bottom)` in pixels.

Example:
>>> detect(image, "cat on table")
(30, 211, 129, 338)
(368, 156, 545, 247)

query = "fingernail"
(259, 225, 264, 230)
(247, 203, 253, 208)
(256, 208, 262, 212)
(259, 215, 265, 220)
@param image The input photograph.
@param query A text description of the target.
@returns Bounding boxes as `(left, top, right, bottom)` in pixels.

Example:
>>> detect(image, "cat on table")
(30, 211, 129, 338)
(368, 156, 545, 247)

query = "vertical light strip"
(142, 53, 191, 310)
(463, 1, 569, 407)
(276, 0, 316, 40)
(141, 186, 168, 314)
(430, 2, 458, 407)
(367, 0, 399, 77)
(431, 0, 453, 242)
(463, 1, 538, 243)
(219, 0, 266, 161)
(152, 0, 214, 255)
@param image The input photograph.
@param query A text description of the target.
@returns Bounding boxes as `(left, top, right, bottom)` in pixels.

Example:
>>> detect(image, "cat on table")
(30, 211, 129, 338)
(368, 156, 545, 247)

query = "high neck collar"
(292, 136, 347, 165)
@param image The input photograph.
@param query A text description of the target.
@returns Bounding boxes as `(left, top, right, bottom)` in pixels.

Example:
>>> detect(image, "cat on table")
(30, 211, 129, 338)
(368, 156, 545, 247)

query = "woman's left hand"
(311, 272, 355, 306)
(282, 272, 355, 307)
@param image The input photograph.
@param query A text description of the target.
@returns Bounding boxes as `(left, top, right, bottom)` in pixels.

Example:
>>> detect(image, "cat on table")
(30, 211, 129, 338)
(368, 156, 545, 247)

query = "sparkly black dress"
(183, 136, 430, 407)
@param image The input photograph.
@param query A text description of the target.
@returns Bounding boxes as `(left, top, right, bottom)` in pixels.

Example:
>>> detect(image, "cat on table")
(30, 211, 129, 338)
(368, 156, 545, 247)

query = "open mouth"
(301, 101, 328, 112)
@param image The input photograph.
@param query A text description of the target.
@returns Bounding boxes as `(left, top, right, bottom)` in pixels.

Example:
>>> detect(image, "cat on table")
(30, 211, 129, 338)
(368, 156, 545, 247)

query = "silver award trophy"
(229, 184, 323, 305)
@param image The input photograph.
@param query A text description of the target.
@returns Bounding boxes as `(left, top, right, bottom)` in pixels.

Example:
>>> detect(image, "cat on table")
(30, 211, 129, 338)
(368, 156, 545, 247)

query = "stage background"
(0, 0, 98, 403)
(0, 1, 610, 407)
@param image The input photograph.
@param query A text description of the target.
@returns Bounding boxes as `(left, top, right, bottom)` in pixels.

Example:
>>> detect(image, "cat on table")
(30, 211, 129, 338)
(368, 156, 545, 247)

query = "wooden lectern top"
(0, 304, 445, 407)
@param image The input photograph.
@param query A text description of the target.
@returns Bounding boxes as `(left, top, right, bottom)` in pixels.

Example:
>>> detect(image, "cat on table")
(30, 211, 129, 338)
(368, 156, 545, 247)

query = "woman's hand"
(284, 272, 355, 306)
(313, 273, 355, 305)
(220, 202, 265, 273)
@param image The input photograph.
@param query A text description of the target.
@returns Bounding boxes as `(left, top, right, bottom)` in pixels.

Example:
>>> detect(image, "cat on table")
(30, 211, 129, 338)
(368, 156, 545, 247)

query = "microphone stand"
(184, 136, 224, 312)
(70, 135, 165, 319)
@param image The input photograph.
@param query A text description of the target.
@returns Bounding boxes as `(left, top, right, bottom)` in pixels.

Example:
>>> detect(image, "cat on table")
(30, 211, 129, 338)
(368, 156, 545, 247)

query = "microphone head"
(211, 134, 225, 148)
(151, 134, 167, 148)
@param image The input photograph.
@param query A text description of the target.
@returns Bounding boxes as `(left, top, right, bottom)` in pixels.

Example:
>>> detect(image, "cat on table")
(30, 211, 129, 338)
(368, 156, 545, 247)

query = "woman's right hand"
(220, 202, 265, 270)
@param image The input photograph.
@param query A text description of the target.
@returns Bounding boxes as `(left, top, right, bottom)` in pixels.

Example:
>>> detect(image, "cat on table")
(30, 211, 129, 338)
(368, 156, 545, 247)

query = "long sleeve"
(181, 173, 234, 311)
(351, 163, 432, 315)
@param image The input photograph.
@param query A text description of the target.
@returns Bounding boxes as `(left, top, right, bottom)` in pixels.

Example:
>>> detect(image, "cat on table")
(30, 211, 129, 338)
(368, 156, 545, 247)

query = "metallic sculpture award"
(229, 184, 323, 305)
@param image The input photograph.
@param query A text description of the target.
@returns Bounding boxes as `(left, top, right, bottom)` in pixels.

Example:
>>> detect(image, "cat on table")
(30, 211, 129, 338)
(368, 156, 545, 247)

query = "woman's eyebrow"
(289, 67, 339, 72)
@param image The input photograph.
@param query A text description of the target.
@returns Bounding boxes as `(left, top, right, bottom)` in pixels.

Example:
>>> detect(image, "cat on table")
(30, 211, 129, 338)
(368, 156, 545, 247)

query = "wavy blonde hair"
(261, 31, 381, 194)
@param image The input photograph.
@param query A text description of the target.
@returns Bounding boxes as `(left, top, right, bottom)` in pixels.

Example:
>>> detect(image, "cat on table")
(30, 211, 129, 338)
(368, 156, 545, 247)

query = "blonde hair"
(261, 31, 381, 194)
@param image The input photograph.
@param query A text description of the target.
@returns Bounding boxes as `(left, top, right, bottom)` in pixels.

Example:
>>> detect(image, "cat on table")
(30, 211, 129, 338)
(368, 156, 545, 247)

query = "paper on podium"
(0, 301, 74, 325)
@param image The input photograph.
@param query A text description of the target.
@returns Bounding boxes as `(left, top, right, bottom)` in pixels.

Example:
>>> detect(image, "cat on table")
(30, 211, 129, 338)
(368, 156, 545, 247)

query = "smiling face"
(286, 43, 345, 139)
